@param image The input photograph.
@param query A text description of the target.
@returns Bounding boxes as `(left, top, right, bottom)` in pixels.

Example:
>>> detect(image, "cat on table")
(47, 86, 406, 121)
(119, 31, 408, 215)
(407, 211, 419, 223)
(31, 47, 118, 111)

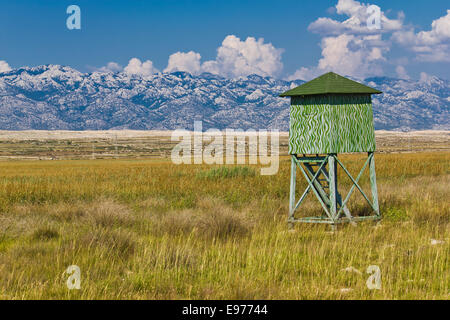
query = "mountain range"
(0, 64, 448, 131)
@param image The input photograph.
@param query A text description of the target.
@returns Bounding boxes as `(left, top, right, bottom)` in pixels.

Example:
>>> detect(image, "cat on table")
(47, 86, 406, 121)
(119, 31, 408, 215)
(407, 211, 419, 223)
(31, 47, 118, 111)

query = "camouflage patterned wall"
(289, 94, 376, 154)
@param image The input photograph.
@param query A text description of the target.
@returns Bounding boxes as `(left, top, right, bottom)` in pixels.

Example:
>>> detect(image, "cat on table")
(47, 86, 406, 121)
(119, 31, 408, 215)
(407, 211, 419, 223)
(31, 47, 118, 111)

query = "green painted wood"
(336, 155, 372, 217)
(335, 155, 376, 211)
(288, 94, 376, 154)
(295, 157, 332, 219)
(328, 155, 338, 221)
(369, 152, 380, 217)
(289, 155, 297, 222)
(304, 163, 331, 207)
(280, 72, 382, 97)
(304, 163, 354, 223)
(319, 163, 354, 223)
(295, 155, 327, 162)
(288, 153, 379, 226)
(293, 218, 334, 224)
(284, 74, 380, 227)
(295, 159, 324, 210)
(293, 215, 380, 224)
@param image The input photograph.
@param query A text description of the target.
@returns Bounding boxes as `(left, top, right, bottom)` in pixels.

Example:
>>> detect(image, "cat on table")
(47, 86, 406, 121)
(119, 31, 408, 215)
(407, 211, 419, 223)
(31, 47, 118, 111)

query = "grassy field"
(0, 133, 448, 299)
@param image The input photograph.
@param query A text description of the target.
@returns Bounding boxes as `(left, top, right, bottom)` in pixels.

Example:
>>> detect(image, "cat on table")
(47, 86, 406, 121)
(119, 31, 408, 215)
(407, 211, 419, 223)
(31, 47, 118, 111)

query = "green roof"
(280, 72, 382, 97)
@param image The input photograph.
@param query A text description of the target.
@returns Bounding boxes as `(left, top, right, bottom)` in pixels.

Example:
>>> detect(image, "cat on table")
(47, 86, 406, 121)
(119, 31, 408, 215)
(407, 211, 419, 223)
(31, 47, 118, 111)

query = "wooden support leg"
(329, 154, 338, 223)
(304, 163, 330, 207)
(296, 158, 332, 220)
(291, 153, 378, 227)
(369, 152, 380, 218)
(337, 193, 356, 226)
(289, 155, 297, 225)
(318, 166, 354, 224)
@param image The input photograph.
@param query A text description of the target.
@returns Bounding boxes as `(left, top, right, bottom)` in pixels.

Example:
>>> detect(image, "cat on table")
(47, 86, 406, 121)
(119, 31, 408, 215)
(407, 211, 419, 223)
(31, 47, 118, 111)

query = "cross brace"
(288, 153, 381, 227)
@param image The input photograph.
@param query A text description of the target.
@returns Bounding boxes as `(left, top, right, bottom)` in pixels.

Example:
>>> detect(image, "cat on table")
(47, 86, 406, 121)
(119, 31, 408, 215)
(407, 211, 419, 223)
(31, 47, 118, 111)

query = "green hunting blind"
(280, 72, 382, 228)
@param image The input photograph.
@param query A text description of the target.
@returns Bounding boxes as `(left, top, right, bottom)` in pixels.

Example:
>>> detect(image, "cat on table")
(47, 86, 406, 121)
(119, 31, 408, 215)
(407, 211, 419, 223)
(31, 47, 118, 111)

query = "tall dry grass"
(0, 152, 448, 299)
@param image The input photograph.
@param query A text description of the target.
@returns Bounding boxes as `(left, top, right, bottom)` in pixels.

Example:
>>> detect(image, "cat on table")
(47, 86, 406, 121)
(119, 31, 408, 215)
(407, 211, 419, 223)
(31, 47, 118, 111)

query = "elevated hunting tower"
(280, 72, 382, 228)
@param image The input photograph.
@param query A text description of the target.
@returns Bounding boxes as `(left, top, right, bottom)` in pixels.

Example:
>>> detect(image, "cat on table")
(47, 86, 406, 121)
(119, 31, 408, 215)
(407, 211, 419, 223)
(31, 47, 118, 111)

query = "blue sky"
(0, 0, 449, 80)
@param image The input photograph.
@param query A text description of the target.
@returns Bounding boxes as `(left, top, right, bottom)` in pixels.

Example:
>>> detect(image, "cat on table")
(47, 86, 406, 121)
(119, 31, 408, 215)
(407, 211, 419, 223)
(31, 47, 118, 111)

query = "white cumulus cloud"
(392, 10, 450, 62)
(308, 0, 404, 36)
(288, 33, 389, 80)
(97, 62, 123, 73)
(163, 35, 283, 78)
(164, 51, 202, 75)
(0, 60, 12, 73)
(288, 0, 403, 80)
(124, 58, 159, 76)
(416, 10, 450, 45)
(204, 35, 283, 78)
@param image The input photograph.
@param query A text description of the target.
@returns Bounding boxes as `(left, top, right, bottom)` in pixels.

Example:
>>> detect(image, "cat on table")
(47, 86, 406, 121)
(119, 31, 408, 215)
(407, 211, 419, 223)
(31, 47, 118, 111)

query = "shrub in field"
(78, 229, 136, 260)
(32, 227, 59, 241)
(384, 207, 408, 221)
(83, 199, 135, 228)
(150, 198, 251, 240)
(47, 203, 85, 222)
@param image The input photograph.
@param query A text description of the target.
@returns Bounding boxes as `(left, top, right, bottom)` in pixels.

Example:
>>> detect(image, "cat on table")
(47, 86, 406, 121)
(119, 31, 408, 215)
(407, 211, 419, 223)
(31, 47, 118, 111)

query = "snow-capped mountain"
(0, 64, 448, 131)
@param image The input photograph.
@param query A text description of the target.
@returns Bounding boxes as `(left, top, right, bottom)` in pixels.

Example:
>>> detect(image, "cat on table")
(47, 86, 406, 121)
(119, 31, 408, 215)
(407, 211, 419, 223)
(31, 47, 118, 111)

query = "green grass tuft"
(196, 166, 256, 179)
(32, 227, 60, 241)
